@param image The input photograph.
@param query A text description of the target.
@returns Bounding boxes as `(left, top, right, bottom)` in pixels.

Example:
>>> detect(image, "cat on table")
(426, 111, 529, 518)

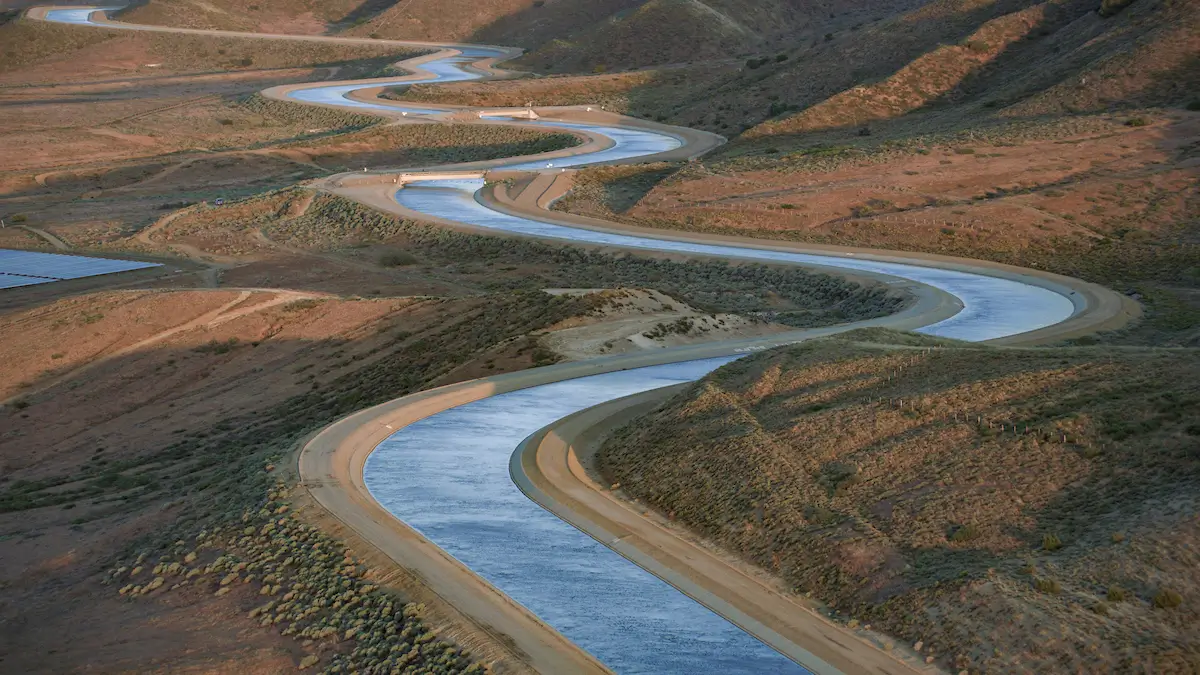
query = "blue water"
(366, 358, 814, 674)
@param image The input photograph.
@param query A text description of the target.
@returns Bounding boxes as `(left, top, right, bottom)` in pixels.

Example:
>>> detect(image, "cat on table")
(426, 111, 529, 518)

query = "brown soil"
(598, 330, 1200, 674)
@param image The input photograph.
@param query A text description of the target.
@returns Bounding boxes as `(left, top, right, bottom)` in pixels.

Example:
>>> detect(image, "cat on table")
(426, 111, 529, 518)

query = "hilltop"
(598, 330, 1200, 673)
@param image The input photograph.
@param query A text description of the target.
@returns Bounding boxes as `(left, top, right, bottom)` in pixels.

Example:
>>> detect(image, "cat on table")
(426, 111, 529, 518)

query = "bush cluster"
(108, 486, 486, 674)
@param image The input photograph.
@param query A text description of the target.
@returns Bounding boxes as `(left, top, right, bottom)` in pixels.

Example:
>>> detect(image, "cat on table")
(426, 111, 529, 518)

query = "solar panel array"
(0, 249, 161, 290)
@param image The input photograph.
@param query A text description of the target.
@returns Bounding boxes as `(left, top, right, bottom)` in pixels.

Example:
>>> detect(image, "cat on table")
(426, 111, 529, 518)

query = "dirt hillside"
(598, 330, 1200, 673)
(0, 287, 614, 673)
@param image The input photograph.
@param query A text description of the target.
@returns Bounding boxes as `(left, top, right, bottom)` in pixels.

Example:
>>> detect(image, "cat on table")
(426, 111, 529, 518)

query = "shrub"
(824, 33, 834, 41)
(1107, 585, 1130, 602)
(947, 523, 981, 543)
(10, 214, 26, 223)
(775, 53, 789, 62)
(379, 252, 418, 267)
(1125, 117, 1149, 127)
(283, 299, 321, 312)
(1042, 533, 1063, 551)
(238, 57, 254, 67)
(1035, 578, 1062, 594)
(193, 338, 240, 355)
(954, 147, 976, 155)
(965, 40, 990, 53)
(1153, 589, 1182, 609)
(804, 505, 840, 525)
(10, 399, 29, 410)
(1187, 100, 1200, 112)
(1099, 0, 1138, 17)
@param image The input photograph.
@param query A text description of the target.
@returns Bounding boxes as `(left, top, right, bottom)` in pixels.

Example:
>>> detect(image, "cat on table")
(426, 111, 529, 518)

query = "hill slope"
(599, 331, 1200, 673)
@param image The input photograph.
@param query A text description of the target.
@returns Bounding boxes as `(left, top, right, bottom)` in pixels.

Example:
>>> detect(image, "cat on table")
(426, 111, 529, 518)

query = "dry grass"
(0, 18, 417, 77)
(282, 122, 580, 170)
(158, 191, 904, 325)
(0, 288, 606, 672)
(600, 329, 1200, 673)
(387, 65, 735, 122)
(553, 163, 679, 216)
(563, 114, 1200, 345)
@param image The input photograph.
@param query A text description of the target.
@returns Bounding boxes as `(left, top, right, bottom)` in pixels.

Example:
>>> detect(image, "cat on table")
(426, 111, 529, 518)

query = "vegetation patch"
(599, 331, 1200, 673)
(259, 194, 906, 327)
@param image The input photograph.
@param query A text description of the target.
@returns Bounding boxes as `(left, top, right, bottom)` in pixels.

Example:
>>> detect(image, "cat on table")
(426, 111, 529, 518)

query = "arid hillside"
(382, 0, 1197, 127)
(0, 8, 582, 254)
(120, 0, 917, 70)
(499, 0, 1198, 345)
(0, 178, 902, 673)
(0, 287, 613, 673)
(568, 113, 1198, 345)
(599, 330, 1200, 674)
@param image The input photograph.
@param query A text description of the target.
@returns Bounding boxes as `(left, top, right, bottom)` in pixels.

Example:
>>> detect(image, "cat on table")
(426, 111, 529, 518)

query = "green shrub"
(193, 338, 240, 355)
(954, 147, 976, 155)
(1125, 117, 1149, 127)
(1043, 533, 1063, 551)
(948, 523, 981, 543)
(804, 504, 840, 525)
(10, 214, 26, 223)
(1107, 585, 1130, 602)
(282, 299, 321, 312)
(379, 252, 418, 267)
(965, 40, 990, 53)
(1187, 100, 1200, 112)
(1035, 578, 1062, 594)
(1153, 589, 1182, 609)
(1099, 0, 1138, 17)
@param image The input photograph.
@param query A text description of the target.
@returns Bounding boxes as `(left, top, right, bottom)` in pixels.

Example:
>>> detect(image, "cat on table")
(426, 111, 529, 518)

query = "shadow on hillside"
(467, 0, 643, 52)
(333, 0, 404, 31)
(727, 0, 1196, 151)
